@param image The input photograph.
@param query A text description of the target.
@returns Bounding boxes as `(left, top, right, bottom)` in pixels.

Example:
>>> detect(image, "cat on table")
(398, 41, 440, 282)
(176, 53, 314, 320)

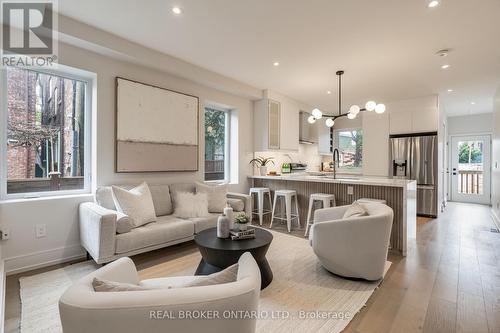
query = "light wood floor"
(5, 202, 500, 333)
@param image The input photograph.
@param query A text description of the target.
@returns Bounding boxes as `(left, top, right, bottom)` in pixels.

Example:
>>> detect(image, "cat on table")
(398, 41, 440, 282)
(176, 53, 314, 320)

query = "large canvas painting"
(115, 77, 199, 172)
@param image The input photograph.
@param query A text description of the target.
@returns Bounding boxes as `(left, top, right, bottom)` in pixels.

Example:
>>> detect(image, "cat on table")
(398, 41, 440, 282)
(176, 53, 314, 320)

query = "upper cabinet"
(254, 91, 301, 152)
(388, 96, 439, 135)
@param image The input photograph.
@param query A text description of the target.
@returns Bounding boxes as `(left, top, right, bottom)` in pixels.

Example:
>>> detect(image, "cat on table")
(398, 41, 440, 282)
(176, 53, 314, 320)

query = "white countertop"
(248, 174, 416, 188)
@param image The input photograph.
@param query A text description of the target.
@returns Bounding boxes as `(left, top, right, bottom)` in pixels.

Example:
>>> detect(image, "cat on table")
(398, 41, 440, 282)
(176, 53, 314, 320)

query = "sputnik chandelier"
(308, 70, 386, 127)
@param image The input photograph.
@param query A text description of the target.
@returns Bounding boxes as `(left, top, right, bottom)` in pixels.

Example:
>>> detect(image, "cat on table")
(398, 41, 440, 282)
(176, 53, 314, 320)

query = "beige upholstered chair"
(309, 202, 393, 281)
(59, 252, 261, 333)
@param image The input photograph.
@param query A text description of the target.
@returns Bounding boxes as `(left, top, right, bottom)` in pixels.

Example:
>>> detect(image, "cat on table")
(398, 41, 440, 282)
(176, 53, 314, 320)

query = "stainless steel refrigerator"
(390, 133, 438, 217)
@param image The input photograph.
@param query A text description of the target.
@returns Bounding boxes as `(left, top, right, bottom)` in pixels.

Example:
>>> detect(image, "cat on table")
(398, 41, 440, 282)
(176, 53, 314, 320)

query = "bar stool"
(249, 187, 273, 226)
(304, 193, 336, 237)
(270, 190, 300, 233)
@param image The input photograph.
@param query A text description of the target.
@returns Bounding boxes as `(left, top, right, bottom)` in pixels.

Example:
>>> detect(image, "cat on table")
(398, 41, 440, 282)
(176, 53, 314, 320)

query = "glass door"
(450, 135, 491, 204)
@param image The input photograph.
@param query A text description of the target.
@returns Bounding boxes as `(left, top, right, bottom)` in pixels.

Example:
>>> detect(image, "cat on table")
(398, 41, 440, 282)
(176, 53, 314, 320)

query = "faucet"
(332, 148, 340, 179)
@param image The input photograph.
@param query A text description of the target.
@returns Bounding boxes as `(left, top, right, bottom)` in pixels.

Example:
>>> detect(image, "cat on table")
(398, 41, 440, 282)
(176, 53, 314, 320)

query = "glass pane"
(6, 68, 86, 194)
(204, 108, 226, 181)
(457, 140, 483, 195)
(335, 129, 363, 170)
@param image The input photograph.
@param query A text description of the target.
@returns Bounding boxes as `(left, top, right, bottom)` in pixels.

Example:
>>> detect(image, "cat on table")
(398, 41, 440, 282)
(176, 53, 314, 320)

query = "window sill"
(0, 192, 93, 204)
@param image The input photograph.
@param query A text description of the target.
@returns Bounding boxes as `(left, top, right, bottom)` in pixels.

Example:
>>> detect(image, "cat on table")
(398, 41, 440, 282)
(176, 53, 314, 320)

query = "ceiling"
(57, 0, 500, 116)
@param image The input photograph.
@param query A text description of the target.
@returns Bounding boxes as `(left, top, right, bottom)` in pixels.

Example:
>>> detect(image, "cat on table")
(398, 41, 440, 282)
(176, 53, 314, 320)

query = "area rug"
(20, 230, 390, 333)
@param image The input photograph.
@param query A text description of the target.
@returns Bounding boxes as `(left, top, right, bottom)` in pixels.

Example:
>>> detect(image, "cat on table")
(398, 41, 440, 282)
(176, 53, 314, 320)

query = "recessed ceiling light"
(471, 102, 476, 105)
(327, 91, 332, 95)
(172, 6, 182, 15)
(441, 64, 450, 69)
(428, 0, 439, 8)
(273, 62, 280, 67)
(447, 89, 453, 92)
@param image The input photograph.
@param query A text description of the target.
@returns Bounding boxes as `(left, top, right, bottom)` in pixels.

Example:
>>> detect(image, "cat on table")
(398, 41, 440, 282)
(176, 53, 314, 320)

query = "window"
(333, 128, 363, 172)
(204, 107, 229, 181)
(1, 67, 93, 198)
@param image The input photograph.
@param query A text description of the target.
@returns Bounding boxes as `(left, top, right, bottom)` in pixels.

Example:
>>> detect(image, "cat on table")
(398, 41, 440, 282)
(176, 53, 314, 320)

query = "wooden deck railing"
(458, 170, 483, 194)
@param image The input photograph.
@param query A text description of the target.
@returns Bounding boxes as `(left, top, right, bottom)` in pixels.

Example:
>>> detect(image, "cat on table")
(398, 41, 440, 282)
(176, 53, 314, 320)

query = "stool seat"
(270, 190, 300, 233)
(304, 193, 336, 237)
(249, 187, 272, 226)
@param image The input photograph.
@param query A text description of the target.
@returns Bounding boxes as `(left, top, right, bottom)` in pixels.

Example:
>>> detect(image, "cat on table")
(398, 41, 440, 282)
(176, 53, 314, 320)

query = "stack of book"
(230, 228, 255, 240)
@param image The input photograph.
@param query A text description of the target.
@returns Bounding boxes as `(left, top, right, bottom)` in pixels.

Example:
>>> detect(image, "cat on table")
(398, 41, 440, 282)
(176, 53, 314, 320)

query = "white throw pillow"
(112, 182, 156, 228)
(343, 201, 368, 219)
(92, 277, 153, 292)
(173, 191, 210, 218)
(195, 182, 228, 213)
(183, 263, 239, 287)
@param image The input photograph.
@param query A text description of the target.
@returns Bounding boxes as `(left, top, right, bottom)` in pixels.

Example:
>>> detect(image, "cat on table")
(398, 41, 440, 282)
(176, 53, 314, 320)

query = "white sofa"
(79, 183, 251, 264)
(309, 202, 394, 281)
(59, 252, 261, 333)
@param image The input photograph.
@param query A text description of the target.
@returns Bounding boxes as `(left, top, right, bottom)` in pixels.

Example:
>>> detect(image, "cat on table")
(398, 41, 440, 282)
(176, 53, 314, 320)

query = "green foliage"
(249, 156, 275, 167)
(205, 108, 225, 159)
(235, 212, 249, 224)
(458, 142, 482, 164)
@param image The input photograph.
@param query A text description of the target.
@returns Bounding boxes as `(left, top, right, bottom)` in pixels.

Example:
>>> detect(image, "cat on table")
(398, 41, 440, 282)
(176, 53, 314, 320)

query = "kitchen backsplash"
(253, 144, 322, 174)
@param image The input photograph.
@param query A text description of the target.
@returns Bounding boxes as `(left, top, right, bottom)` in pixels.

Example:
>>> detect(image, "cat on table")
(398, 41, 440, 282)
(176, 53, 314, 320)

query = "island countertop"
(248, 174, 416, 188)
(249, 174, 417, 256)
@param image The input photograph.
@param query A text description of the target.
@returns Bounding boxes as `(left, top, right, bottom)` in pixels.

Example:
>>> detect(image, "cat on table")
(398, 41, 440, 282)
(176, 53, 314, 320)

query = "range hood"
(299, 111, 316, 144)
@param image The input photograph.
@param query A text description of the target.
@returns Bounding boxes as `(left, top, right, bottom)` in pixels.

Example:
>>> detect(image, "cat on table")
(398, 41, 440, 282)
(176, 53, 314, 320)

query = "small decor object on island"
(223, 203, 234, 229)
(230, 228, 256, 240)
(250, 156, 275, 176)
(234, 212, 250, 231)
(217, 214, 230, 238)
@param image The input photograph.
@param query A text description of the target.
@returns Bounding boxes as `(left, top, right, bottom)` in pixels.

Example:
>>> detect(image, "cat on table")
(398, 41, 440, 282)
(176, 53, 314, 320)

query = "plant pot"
(239, 223, 248, 231)
(259, 166, 268, 176)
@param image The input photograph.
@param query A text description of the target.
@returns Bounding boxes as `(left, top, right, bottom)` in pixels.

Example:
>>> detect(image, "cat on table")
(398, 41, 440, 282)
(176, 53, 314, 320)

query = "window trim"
(0, 65, 95, 200)
(333, 127, 363, 173)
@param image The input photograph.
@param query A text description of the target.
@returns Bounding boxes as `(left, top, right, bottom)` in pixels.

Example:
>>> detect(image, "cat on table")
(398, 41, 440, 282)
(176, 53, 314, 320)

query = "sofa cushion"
(343, 201, 368, 219)
(149, 184, 173, 216)
(183, 263, 239, 287)
(96, 186, 118, 210)
(227, 198, 245, 212)
(195, 182, 228, 213)
(189, 213, 219, 234)
(115, 215, 194, 254)
(112, 183, 157, 228)
(174, 192, 210, 219)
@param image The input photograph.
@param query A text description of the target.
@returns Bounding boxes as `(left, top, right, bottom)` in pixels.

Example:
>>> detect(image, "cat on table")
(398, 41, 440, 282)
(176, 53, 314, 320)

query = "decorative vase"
(217, 215, 230, 238)
(224, 203, 234, 230)
(259, 166, 267, 176)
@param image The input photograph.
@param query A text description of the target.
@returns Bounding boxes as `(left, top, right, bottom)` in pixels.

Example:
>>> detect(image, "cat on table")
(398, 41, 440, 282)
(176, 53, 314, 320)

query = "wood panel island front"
(249, 175, 417, 256)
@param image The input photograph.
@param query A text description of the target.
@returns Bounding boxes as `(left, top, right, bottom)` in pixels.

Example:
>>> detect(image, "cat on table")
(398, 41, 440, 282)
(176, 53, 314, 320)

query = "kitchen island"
(249, 175, 416, 256)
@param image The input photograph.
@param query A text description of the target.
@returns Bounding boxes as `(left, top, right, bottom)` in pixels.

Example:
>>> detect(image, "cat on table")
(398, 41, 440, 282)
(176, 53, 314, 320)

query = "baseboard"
(492, 209, 500, 230)
(4, 244, 86, 276)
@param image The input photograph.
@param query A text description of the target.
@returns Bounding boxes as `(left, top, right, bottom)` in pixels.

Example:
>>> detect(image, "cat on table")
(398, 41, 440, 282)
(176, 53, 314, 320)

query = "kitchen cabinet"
(254, 97, 299, 151)
(389, 109, 437, 134)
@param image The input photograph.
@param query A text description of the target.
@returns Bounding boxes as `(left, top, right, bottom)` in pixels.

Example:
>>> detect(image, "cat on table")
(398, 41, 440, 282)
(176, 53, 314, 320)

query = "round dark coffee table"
(194, 227, 273, 289)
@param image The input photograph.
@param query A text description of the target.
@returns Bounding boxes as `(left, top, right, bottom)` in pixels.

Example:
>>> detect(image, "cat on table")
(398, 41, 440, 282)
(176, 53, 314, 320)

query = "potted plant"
(250, 156, 275, 176)
(234, 213, 250, 231)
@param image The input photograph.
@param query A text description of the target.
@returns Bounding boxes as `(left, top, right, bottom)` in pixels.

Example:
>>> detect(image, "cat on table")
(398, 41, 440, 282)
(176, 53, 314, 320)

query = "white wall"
(492, 87, 500, 227)
(447, 113, 493, 135)
(0, 26, 257, 274)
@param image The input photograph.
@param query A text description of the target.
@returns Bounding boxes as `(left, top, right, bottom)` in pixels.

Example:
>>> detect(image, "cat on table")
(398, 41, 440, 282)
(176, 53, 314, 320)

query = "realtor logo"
(1, 0, 57, 67)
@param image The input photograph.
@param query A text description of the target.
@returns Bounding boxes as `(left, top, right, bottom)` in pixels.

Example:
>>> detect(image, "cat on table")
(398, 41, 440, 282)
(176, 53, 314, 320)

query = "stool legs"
(257, 191, 264, 226)
(305, 197, 314, 237)
(285, 194, 292, 232)
(294, 194, 300, 229)
(270, 192, 278, 229)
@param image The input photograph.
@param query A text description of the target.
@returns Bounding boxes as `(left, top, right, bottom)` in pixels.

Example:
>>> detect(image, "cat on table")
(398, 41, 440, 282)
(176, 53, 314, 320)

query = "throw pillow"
(92, 277, 153, 292)
(173, 192, 210, 218)
(183, 263, 239, 287)
(115, 211, 134, 234)
(195, 182, 228, 213)
(343, 201, 368, 219)
(111, 182, 156, 228)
